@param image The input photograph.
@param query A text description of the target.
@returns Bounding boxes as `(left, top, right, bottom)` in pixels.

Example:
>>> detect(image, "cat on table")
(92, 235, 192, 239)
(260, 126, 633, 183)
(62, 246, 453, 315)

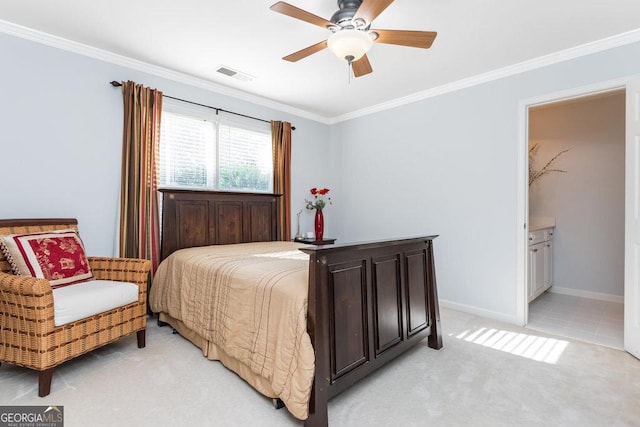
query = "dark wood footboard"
(300, 236, 442, 426)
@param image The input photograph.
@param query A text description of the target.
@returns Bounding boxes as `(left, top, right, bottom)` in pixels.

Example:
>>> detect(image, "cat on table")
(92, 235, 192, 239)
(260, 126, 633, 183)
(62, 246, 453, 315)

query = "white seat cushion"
(52, 280, 139, 326)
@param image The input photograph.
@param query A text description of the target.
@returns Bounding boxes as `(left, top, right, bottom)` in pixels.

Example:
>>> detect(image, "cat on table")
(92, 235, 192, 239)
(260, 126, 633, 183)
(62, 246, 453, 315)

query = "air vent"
(215, 65, 254, 82)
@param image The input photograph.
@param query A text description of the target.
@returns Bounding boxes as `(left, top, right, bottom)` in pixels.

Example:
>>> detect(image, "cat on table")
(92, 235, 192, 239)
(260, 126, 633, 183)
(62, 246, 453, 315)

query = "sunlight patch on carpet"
(451, 327, 569, 364)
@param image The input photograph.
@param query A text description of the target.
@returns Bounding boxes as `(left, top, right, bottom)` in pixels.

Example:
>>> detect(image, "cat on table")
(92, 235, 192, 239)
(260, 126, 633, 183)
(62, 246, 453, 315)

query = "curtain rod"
(110, 81, 295, 130)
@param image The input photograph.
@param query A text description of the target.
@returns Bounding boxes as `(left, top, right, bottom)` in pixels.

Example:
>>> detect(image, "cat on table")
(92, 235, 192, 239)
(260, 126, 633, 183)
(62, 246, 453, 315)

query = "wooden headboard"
(159, 189, 281, 261)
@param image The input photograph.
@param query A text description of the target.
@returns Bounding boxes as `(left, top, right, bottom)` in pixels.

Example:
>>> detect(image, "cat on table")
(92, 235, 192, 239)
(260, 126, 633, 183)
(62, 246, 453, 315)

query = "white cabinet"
(528, 227, 554, 302)
(529, 242, 545, 301)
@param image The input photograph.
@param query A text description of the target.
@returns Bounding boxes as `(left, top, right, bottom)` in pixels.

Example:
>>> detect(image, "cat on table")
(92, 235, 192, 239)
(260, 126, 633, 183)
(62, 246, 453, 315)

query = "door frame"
(516, 76, 630, 326)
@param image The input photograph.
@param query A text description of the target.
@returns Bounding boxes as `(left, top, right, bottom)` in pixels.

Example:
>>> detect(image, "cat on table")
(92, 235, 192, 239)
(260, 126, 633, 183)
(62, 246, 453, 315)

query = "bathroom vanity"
(528, 225, 554, 302)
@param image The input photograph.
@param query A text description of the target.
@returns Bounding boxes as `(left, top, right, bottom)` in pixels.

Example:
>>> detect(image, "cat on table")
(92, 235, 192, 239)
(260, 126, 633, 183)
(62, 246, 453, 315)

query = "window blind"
(159, 106, 273, 193)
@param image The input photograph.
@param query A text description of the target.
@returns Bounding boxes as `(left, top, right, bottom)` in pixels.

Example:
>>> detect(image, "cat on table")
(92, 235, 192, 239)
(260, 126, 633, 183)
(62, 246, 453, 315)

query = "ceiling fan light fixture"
(327, 29, 373, 63)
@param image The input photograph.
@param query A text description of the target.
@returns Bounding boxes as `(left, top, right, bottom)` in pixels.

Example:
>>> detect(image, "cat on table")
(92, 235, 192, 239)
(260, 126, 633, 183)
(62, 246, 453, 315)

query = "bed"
(150, 189, 442, 426)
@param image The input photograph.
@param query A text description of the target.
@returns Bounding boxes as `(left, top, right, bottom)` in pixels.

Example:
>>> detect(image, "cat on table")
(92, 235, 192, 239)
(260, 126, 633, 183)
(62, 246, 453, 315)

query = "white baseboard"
(440, 299, 518, 325)
(548, 286, 623, 304)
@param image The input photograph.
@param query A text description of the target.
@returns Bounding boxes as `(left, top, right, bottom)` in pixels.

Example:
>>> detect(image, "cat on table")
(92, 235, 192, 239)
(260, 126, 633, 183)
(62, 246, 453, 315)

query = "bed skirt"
(158, 312, 280, 400)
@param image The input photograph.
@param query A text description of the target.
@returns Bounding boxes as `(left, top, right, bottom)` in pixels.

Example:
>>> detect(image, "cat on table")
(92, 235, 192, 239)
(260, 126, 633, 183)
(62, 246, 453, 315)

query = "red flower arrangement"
(305, 187, 331, 210)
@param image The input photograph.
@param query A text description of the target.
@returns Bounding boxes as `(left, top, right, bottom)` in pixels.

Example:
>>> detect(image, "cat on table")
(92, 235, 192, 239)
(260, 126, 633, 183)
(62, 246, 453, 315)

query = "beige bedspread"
(149, 241, 315, 420)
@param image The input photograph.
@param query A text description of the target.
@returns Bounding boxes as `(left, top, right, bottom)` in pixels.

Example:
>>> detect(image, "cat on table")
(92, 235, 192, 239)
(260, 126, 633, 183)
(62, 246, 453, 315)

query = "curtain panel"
(272, 121, 292, 241)
(119, 81, 163, 275)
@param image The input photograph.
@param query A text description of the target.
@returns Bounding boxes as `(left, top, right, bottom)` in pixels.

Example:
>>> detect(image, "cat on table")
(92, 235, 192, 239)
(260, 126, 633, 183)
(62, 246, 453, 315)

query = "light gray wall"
(3, 29, 640, 321)
(529, 93, 625, 297)
(331, 42, 640, 320)
(0, 32, 332, 257)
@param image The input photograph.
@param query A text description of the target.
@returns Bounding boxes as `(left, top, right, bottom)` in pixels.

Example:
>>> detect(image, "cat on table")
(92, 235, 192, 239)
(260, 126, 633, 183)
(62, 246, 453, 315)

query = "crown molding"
(0, 19, 330, 125)
(2, 19, 639, 125)
(329, 28, 640, 124)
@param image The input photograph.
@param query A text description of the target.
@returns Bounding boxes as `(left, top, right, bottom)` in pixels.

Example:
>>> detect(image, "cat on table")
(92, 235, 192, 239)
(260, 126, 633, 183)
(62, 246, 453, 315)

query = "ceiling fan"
(269, 0, 437, 77)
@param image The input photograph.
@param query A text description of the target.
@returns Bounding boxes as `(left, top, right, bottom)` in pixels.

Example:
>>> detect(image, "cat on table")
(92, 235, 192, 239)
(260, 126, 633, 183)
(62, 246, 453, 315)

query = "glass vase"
(314, 209, 324, 241)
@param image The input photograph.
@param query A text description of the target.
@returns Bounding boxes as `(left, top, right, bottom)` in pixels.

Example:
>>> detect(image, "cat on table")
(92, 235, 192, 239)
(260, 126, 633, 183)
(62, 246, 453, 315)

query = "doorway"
(525, 90, 625, 349)
(516, 75, 640, 359)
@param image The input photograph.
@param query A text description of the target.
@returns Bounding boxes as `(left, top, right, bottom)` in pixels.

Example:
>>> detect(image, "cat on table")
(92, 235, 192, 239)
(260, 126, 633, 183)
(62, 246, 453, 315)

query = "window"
(159, 101, 273, 193)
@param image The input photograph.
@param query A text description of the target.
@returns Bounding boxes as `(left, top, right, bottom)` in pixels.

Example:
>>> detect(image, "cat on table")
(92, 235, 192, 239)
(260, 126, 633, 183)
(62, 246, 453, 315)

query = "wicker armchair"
(0, 218, 151, 397)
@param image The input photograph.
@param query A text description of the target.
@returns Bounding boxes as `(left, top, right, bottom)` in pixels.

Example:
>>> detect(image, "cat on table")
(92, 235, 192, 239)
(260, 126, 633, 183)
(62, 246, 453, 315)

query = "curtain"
(118, 81, 163, 275)
(272, 121, 292, 241)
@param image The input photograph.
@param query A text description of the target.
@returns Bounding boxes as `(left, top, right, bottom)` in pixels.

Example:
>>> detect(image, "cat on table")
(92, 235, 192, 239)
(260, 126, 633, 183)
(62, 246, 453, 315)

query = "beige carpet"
(2, 307, 639, 426)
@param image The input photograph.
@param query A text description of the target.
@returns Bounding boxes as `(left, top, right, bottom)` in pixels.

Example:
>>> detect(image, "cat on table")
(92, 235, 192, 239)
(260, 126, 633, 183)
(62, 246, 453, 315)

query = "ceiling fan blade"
(283, 40, 328, 62)
(270, 2, 335, 29)
(352, 54, 373, 77)
(353, 0, 394, 25)
(372, 29, 437, 49)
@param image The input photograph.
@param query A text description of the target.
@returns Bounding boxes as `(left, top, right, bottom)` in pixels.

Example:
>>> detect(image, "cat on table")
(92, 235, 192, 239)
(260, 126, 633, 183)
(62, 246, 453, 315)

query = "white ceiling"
(2, 0, 640, 121)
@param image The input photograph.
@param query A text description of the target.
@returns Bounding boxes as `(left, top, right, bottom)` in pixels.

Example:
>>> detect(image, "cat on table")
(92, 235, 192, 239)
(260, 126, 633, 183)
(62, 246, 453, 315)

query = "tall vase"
(314, 208, 324, 241)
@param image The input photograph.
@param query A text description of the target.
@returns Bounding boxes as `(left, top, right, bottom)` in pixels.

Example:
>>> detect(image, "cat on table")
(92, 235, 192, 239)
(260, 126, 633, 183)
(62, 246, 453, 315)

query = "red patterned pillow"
(0, 229, 94, 288)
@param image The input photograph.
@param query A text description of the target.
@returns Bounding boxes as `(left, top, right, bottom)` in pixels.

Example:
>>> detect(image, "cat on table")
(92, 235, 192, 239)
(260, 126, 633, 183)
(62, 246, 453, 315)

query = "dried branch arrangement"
(529, 143, 569, 186)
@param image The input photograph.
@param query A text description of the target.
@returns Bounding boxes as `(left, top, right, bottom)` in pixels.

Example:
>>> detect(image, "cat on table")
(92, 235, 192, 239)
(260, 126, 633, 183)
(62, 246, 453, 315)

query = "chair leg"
(39, 369, 53, 397)
(137, 329, 146, 348)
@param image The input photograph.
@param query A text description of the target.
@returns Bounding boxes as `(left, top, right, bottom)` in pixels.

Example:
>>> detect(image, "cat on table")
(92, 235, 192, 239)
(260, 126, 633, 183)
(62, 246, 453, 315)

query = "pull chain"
(345, 55, 355, 85)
